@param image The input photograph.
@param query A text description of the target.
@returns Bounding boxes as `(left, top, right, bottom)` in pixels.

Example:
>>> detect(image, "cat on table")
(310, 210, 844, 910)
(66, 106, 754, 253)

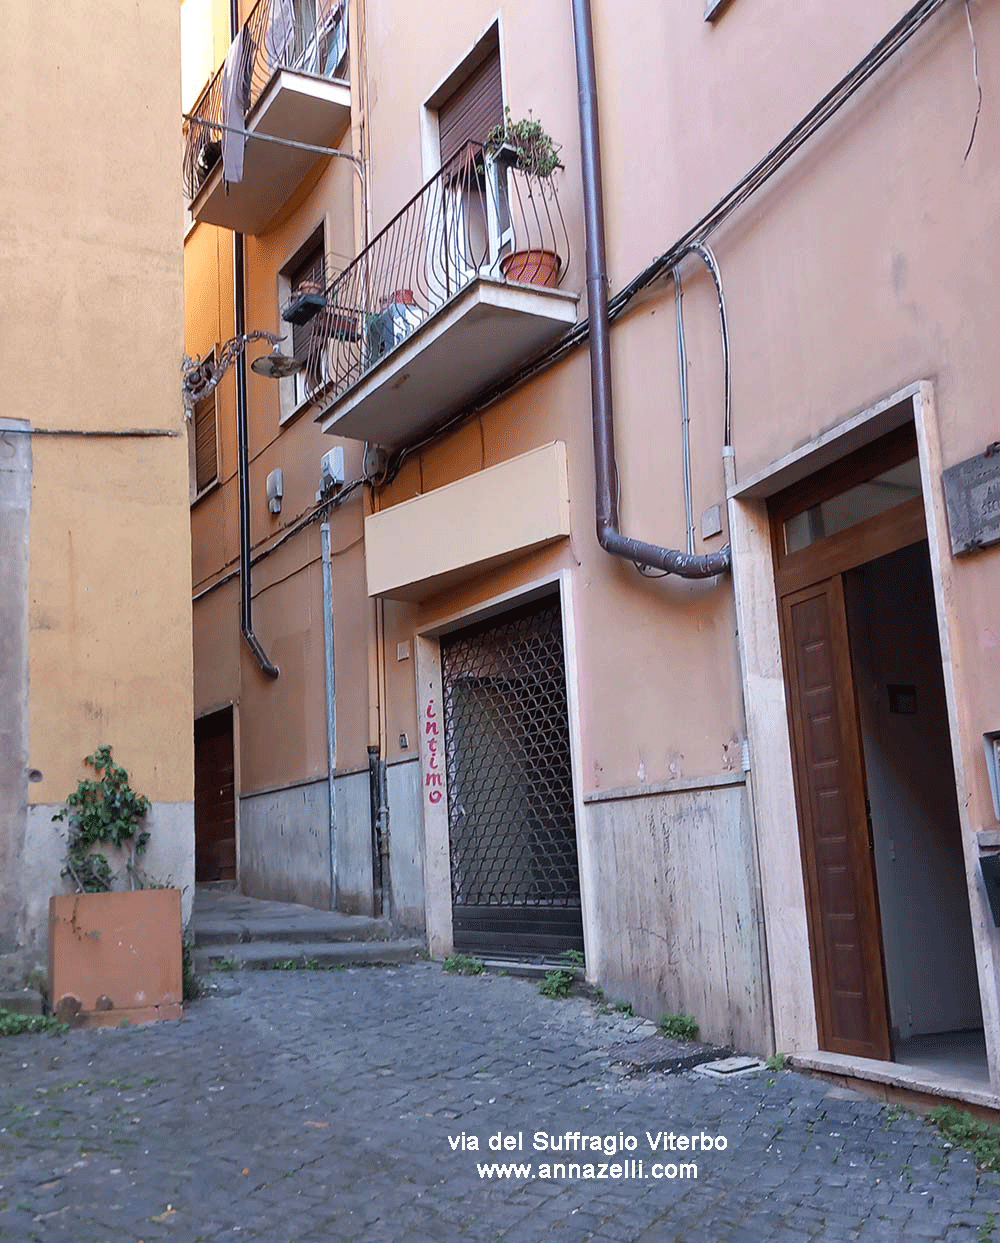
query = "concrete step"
(195, 939, 425, 973)
(193, 912, 392, 947)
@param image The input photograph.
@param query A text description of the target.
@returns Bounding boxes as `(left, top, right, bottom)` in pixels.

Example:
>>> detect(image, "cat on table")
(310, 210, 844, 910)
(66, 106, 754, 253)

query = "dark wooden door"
(781, 578, 892, 1061)
(194, 709, 236, 883)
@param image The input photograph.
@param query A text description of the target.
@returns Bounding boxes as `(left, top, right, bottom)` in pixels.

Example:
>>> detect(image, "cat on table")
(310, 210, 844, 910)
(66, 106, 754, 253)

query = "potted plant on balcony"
(486, 108, 563, 289)
(48, 745, 182, 1028)
(282, 278, 328, 327)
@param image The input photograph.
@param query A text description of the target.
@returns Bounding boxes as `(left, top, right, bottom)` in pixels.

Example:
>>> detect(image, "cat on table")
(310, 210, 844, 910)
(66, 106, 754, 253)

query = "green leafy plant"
(658, 1012, 699, 1041)
(53, 745, 151, 893)
(560, 948, 585, 968)
(181, 936, 203, 1001)
(442, 953, 486, 976)
(927, 1105, 1000, 1172)
(486, 108, 561, 178)
(539, 969, 575, 999)
(766, 1052, 790, 1072)
(0, 1010, 68, 1038)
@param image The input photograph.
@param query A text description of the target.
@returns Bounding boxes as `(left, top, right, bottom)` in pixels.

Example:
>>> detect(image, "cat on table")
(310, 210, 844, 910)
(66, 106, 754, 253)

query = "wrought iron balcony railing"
(298, 143, 571, 410)
(183, 0, 348, 199)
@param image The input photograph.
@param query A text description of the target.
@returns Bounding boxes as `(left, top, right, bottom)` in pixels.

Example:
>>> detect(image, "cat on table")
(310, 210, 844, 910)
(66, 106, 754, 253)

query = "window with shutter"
(437, 39, 503, 167)
(194, 389, 218, 494)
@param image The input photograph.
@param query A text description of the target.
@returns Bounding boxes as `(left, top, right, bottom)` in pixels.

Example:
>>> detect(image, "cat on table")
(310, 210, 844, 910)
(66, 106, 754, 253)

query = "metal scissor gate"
(440, 595, 584, 957)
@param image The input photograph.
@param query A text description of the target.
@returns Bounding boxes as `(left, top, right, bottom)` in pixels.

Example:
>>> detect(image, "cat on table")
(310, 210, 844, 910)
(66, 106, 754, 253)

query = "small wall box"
(986, 730, 1000, 822)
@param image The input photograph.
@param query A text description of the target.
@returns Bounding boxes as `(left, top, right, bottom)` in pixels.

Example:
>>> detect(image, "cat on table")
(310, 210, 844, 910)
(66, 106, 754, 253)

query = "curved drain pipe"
(571, 0, 731, 580)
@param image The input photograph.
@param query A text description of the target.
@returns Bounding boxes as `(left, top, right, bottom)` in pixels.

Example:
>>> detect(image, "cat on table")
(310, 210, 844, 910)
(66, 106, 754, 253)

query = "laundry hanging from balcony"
(221, 28, 249, 183)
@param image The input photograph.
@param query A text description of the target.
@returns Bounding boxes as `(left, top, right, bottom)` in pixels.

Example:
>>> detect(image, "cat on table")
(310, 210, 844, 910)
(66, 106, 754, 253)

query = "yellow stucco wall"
(2, 1, 192, 805)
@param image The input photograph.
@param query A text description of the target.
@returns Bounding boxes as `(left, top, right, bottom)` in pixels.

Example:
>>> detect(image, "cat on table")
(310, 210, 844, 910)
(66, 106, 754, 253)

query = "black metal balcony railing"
(300, 143, 570, 408)
(183, 0, 348, 198)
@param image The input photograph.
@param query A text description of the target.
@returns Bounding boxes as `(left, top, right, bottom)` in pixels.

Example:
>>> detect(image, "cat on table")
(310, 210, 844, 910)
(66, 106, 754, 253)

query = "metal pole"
(321, 522, 338, 909)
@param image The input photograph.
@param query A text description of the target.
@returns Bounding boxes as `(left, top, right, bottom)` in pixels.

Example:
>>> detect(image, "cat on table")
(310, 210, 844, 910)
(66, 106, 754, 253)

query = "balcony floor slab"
(316, 277, 579, 449)
(190, 69, 351, 235)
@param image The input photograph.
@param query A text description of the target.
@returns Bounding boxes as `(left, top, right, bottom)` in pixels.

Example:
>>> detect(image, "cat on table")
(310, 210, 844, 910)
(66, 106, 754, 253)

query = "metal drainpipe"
(570, 0, 731, 580)
(321, 523, 338, 909)
(230, 0, 278, 678)
(367, 745, 385, 916)
(234, 235, 279, 677)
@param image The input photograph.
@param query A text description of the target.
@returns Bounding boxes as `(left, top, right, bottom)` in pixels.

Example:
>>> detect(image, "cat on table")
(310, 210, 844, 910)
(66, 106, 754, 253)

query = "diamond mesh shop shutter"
(440, 595, 584, 957)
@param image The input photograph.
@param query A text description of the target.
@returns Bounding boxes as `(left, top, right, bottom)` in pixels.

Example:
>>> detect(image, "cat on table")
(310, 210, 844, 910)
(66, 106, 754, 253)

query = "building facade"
(183, 0, 1000, 1103)
(1, 1, 194, 987)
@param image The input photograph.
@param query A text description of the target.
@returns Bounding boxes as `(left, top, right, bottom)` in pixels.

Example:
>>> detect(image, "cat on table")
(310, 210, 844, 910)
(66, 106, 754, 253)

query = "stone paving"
(1, 964, 998, 1242)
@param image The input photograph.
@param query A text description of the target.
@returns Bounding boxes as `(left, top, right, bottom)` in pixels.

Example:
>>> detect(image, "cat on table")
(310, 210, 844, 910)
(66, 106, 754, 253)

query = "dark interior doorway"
(194, 708, 236, 883)
(844, 542, 983, 1070)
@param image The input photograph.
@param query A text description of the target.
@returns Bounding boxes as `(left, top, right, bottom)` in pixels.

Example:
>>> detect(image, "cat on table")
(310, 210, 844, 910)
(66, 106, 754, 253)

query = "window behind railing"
(437, 40, 503, 166)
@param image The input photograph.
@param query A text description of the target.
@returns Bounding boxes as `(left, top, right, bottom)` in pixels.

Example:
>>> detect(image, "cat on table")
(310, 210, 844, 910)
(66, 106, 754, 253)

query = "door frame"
(413, 569, 594, 967)
(769, 425, 927, 1060)
(727, 380, 1000, 1087)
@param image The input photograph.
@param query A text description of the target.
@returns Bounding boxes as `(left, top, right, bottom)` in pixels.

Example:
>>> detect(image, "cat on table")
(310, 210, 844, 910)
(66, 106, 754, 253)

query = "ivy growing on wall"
(52, 745, 151, 893)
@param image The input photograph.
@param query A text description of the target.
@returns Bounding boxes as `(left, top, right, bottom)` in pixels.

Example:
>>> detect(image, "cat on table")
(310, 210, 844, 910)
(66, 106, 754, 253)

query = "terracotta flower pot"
(500, 249, 561, 289)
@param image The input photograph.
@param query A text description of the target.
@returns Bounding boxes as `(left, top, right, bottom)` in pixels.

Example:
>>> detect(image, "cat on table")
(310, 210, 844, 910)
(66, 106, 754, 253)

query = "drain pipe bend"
(571, 0, 731, 580)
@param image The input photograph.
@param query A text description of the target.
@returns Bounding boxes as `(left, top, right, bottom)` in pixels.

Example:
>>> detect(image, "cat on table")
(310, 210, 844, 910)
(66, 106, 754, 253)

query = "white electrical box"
(320, 447, 345, 489)
(265, 468, 283, 514)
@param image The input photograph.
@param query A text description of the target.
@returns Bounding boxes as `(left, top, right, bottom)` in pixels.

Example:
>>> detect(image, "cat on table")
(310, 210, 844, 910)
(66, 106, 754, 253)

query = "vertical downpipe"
(231, 0, 277, 678)
(368, 745, 384, 915)
(321, 523, 338, 910)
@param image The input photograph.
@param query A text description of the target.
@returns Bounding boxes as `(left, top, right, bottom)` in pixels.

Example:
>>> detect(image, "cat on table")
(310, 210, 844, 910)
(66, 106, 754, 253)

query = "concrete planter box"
(48, 889, 183, 1028)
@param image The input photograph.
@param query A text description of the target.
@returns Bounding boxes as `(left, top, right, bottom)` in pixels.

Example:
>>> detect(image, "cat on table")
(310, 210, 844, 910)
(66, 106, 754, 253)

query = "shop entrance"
(439, 594, 584, 958)
(771, 424, 984, 1073)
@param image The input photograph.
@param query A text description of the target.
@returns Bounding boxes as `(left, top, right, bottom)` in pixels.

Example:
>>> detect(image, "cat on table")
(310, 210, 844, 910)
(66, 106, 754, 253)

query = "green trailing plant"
(486, 108, 561, 179)
(0, 1010, 68, 1038)
(658, 1012, 699, 1041)
(442, 953, 486, 976)
(927, 1105, 1000, 1172)
(53, 745, 151, 893)
(766, 1052, 790, 1072)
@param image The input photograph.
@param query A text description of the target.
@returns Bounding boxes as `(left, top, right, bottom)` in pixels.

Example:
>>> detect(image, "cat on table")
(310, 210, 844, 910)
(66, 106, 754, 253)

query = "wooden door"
(194, 709, 236, 883)
(781, 578, 892, 1061)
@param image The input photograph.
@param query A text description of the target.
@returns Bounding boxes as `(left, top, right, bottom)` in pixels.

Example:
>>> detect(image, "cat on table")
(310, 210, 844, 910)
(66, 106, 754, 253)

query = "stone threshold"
(794, 1049, 1000, 1114)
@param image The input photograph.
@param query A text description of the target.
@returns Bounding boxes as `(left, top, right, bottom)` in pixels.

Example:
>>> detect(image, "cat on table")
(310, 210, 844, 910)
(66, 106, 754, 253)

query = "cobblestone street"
(1, 964, 998, 1242)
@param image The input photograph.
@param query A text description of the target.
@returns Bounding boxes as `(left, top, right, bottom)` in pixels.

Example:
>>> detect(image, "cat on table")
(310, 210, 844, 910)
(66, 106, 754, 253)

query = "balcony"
(183, 0, 351, 235)
(302, 144, 579, 449)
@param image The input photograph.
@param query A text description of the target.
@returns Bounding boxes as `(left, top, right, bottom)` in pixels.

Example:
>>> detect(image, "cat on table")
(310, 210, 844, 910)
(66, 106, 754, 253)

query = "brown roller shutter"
(438, 45, 503, 166)
(194, 391, 218, 493)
